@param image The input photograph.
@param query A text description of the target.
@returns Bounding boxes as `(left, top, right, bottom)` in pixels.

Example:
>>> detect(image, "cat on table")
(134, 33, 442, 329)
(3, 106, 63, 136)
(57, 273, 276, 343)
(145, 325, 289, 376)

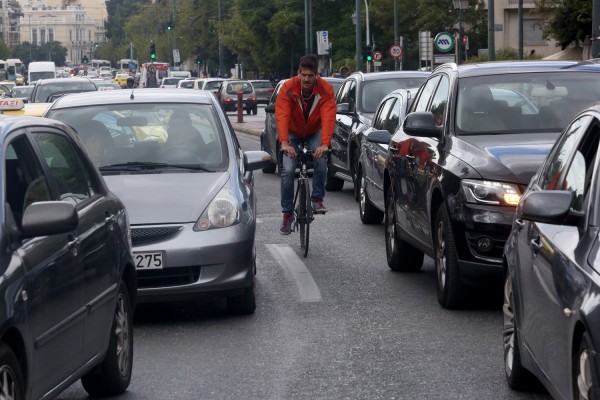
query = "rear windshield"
(455, 71, 600, 135)
(252, 81, 273, 89)
(361, 77, 427, 113)
(33, 81, 97, 103)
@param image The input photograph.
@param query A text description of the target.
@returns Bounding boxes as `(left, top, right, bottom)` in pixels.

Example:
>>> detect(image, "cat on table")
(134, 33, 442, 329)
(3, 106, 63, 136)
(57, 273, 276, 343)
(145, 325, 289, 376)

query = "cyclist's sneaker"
(279, 211, 294, 235)
(312, 199, 327, 214)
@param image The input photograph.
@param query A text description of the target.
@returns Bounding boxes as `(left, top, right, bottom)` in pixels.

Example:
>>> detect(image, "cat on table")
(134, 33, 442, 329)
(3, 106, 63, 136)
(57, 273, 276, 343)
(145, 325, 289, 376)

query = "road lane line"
(266, 244, 322, 302)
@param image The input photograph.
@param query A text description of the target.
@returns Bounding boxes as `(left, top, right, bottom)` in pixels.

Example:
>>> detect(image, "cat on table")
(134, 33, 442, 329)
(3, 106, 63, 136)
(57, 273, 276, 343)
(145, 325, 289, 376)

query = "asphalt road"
(57, 127, 551, 400)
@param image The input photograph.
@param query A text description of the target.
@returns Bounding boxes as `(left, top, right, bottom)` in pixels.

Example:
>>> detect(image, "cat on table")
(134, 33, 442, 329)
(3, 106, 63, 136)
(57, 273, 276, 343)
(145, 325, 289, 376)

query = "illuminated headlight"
(462, 179, 521, 206)
(194, 188, 241, 231)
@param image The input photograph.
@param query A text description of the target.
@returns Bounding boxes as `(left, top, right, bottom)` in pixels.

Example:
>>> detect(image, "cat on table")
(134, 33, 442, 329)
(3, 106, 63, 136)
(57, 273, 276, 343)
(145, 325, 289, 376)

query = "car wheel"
(0, 343, 24, 399)
(352, 148, 360, 201)
(227, 274, 256, 315)
(81, 282, 133, 397)
(359, 166, 383, 224)
(252, 107, 257, 115)
(575, 332, 597, 400)
(385, 186, 424, 272)
(434, 204, 463, 309)
(246, 109, 251, 115)
(325, 158, 344, 191)
(503, 272, 534, 390)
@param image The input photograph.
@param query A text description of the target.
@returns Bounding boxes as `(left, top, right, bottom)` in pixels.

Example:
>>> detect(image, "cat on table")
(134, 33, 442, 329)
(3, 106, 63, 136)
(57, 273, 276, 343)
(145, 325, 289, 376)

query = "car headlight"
(194, 187, 241, 231)
(462, 179, 521, 206)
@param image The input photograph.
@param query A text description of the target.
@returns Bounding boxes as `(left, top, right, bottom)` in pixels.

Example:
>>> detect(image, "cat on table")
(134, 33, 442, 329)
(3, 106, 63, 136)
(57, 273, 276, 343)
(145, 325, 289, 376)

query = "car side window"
(385, 96, 403, 134)
(32, 132, 98, 206)
(539, 116, 594, 206)
(372, 98, 395, 131)
(429, 76, 450, 127)
(336, 81, 350, 104)
(5, 134, 51, 224)
(346, 80, 357, 112)
(412, 75, 441, 113)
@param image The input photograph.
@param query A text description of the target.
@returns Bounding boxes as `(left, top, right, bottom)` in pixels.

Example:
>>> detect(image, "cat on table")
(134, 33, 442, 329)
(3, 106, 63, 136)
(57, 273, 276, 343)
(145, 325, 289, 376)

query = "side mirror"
(244, 150, 272, 171)
(366, 129, 392, 145)
(403, 111, 443, 140)
(21, 201, 78, 238)
(336, 103, 350, 114)
(265, 103, 275, 113)
(520, 190, 582, 226)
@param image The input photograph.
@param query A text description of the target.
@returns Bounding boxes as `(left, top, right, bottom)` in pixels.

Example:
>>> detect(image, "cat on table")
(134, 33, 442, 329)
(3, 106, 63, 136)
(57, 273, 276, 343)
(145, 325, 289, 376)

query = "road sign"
(389, 45, 403, 59)
(373, 51, 383, 61)
(434, 32, 455, 53)
(317, 31, 330, 55)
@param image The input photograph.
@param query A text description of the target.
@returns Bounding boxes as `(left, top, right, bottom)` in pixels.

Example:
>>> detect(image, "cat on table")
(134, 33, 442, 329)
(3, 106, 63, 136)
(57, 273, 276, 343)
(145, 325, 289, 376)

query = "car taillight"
(223, 98, 233, 102)
(248, 97, 256, 101)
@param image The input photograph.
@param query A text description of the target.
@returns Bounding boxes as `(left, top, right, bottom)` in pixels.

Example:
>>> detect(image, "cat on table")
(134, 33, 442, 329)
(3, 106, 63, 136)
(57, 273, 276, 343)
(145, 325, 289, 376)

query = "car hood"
(454, 132, 561, 185)
(104, 172, 229, 224)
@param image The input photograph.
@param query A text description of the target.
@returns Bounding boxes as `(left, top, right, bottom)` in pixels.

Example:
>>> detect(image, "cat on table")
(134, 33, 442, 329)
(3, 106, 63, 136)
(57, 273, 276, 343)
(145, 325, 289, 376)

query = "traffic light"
(82, 55, 88, 64)
(150, 41, 156, 60)
(167, 21, 173, 30)
(366, 53, 372, 62)
(195, 55, 201, 65)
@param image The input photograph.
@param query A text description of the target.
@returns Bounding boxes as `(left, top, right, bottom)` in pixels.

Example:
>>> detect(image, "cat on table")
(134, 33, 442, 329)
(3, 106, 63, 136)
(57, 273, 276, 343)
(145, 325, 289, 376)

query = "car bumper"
(450, 202, 515, 285)
(222, 100, 257, 111)
(132, 222, 255, 303)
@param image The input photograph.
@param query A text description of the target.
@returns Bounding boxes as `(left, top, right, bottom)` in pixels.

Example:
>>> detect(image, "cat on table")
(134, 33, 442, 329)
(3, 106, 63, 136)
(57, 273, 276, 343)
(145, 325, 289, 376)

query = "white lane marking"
(266, 244, 322, 302)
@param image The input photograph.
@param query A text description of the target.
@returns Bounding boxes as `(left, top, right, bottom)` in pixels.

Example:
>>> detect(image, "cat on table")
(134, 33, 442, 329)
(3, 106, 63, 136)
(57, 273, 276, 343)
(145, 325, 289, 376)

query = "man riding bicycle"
(276, 54, 336, 235)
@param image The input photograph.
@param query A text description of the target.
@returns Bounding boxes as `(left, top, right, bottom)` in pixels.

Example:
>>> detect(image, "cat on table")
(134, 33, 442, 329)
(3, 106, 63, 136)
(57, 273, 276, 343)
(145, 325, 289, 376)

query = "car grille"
(131, 226, 182, 246)
(137, 266, 200, 288)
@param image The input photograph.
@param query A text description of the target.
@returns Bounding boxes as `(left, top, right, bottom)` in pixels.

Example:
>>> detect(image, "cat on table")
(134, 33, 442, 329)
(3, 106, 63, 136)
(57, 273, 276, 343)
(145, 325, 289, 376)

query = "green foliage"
(11, 41, 68, 66)
(535, 0, 591, 49)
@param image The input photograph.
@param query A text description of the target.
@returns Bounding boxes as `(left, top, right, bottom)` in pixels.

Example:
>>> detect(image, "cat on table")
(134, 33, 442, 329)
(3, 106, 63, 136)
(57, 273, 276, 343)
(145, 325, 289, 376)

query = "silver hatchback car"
(44, 89, 271, 314)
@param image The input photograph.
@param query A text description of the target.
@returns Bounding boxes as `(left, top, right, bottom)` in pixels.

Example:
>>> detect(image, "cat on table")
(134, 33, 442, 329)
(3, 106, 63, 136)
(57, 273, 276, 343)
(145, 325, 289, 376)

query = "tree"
(535, 0, 592, 49)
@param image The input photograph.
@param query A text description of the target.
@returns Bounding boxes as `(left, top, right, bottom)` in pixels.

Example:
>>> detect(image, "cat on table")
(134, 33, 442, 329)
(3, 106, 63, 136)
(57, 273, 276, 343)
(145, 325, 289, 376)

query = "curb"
(231, 125, 262, 137)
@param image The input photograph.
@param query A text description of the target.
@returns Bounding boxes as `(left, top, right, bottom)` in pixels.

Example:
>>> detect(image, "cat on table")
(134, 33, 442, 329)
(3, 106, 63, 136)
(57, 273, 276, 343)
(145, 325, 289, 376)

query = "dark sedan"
(358, 88, 418, 224)
(503, 103, 600, 400)
(383, 60, 600, 309)
(327, 71, 429, 197)
(0, 115, 136, 398)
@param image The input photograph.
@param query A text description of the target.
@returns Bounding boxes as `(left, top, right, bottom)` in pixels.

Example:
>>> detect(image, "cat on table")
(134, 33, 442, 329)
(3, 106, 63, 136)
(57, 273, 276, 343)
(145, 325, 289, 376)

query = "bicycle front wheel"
(299, 178, 311, 257)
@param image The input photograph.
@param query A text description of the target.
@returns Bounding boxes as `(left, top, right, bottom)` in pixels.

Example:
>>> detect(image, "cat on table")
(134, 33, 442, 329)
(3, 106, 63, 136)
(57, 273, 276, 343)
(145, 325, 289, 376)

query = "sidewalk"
(227, 114, 264, 137)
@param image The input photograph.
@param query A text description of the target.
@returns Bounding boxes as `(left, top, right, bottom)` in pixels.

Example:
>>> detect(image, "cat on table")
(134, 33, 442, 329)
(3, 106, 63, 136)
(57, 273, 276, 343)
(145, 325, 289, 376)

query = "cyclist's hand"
(313, 145, 329, 159)
(282, 143, 297, 159)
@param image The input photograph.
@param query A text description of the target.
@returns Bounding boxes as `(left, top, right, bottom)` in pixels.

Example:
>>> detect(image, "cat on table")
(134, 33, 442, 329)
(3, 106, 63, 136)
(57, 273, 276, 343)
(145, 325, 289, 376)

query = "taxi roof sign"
(0, 98, 24, 111)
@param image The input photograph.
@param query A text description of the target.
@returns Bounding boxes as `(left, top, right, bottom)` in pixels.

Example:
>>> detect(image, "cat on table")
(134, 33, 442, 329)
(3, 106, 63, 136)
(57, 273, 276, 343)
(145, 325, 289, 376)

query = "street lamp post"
(453, 0, 468, 65)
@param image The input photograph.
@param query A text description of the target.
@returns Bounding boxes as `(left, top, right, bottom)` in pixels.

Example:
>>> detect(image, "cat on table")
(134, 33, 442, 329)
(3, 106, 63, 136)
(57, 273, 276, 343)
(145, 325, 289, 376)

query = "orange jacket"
(275, 75, 336, 145)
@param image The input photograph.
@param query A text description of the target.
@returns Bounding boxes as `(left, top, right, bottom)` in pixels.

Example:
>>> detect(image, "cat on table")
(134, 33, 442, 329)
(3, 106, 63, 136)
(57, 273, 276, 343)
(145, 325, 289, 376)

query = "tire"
(434, 204, 464, 309)
(503, 272, 535, 390)
(352, 148, 360, 201)
(575, 332, 598, 400)
(384, 186, 424, 272)
(82, 283, 133, 397)
(252, 107, 258, 115)
(0, 342, 24, 400)
(325, 160, 344, 191)
(227, 275, 256, 315)
(246, 109, 251, 115)
(359, 166, 384, 224)
(260, 138, 277, 173)
(299, 179, 311, 257)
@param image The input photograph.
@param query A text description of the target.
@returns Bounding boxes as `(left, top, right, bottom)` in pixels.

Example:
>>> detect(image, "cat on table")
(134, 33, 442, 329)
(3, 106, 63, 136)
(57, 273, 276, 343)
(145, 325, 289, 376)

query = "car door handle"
(514, 219, 524, 231)
(105, 214, 115, 224)
(67, 237, 80, 250)
(530, 237, 542, 253)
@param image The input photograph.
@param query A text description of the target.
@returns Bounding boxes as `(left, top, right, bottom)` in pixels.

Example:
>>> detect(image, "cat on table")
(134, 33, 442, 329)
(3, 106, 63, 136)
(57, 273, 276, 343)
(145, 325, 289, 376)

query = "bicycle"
(287, 143, 314, 257)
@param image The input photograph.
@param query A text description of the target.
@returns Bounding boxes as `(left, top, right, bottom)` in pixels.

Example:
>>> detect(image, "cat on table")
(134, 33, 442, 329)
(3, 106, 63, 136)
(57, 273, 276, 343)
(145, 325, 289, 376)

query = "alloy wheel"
(0, 364, 17, 400)
(577, 346, 592, 400)
(436, 220, 447, 291)
(503, 276, 516, 377)
(386, 195, 396, 256)
(359, 172, 366, 217)
(115, 294, 130, 374)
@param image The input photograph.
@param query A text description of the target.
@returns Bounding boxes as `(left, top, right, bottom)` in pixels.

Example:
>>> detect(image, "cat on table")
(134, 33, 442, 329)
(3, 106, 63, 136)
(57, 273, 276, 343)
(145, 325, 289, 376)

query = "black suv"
(382, 61, 600, 309)
(328, 71, 429, 197)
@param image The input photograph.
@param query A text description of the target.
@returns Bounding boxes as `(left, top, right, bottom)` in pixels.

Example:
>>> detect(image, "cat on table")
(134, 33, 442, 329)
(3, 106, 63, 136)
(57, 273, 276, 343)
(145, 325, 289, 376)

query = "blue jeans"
(280, 130, 327, 213)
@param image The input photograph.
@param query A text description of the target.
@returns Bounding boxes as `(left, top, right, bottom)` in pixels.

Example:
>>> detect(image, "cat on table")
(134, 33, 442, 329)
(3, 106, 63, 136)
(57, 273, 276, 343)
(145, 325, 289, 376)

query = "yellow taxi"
(0, 98, 50, 116)
(114, 73, 130, 88)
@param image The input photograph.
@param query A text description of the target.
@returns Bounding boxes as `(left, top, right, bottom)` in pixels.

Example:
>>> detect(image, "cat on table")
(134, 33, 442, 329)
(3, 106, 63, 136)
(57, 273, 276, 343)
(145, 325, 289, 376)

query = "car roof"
(46, 88, 215, 109)
(348, 71, 430, 82)
(0, 115, 73, 138)
(36, 77, 95, 84)
(434, 60, 600, 78)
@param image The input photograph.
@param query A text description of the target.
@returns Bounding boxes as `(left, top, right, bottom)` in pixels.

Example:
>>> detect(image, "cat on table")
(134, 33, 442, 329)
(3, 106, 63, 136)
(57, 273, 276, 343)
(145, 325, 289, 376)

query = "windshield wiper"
(99, 161, 214, 172)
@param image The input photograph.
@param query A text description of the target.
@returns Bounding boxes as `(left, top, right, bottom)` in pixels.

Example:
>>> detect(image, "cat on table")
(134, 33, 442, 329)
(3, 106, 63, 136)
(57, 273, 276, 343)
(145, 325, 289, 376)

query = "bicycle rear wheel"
(299, 179, 311, 257)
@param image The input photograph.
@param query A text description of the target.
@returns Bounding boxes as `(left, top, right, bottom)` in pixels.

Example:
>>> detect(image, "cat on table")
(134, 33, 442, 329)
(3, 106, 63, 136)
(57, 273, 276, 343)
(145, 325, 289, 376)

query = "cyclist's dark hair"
(298, 54, 318, 73)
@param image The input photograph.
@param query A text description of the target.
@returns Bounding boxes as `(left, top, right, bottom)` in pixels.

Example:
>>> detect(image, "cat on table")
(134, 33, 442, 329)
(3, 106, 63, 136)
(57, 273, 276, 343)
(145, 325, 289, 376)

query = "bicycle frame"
(291, 144, 314, 257)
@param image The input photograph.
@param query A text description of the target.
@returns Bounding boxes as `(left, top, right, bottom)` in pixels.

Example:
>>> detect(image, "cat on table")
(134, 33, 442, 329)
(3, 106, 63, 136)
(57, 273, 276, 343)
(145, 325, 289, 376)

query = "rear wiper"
(99, 161, 214, 172)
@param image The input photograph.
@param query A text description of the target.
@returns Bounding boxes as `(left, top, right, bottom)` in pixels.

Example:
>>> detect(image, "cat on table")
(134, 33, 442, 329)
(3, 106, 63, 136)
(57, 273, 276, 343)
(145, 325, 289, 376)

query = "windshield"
(361, 77, 427, 113)
(455, 72, 600, 135)
(30, 71, 55, 82)
(46, 103, 229, 172)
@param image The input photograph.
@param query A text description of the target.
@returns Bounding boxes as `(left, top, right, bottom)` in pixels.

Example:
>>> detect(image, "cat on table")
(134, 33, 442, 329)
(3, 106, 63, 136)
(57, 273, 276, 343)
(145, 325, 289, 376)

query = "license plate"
(134, 252, 164, 270)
